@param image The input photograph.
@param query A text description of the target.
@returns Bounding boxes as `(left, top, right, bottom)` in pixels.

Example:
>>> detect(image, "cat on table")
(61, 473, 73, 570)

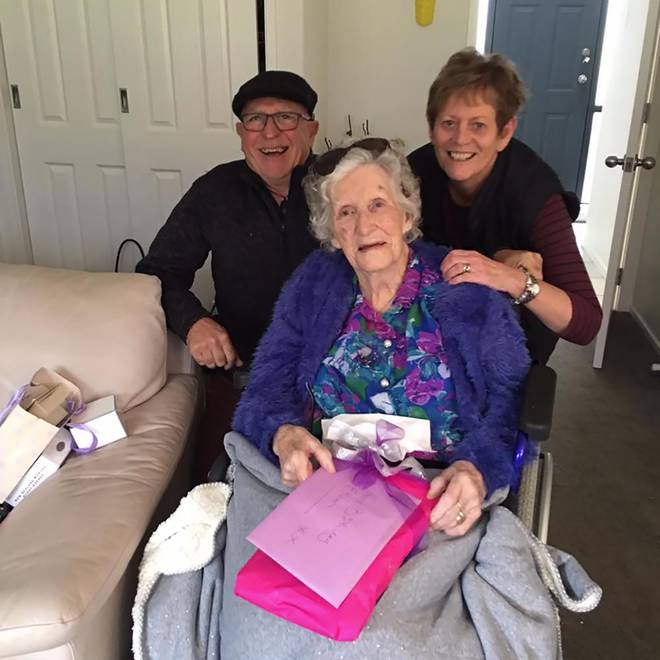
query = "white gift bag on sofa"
(0, 368, 81, 502)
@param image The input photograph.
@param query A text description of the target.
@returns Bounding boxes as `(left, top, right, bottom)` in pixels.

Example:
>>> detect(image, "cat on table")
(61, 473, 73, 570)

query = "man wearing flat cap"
(137, 70, 319, 479)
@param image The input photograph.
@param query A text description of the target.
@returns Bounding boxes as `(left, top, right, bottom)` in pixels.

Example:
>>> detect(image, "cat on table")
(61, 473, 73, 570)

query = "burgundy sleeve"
(529, 194, 603, 344)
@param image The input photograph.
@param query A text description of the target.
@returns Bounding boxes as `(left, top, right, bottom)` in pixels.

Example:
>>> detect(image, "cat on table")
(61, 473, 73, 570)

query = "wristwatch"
(512, 265, 541, 305)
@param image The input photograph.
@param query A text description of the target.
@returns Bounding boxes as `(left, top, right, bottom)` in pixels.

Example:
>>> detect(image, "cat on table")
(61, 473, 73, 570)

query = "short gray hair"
(303, 142, 422, 250)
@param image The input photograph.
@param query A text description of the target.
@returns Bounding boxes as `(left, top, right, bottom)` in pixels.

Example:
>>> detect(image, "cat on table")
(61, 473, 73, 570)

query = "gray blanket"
(141, 432, 601, 660)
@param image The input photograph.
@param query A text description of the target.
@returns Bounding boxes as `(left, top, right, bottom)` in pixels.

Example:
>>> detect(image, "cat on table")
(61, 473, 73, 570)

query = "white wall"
(264, 0, 329, 152)
(324, 0, 471, 151)
(0, 24, 31, 265)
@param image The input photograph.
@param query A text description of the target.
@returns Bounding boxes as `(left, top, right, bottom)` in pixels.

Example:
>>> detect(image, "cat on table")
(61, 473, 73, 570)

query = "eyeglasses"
(311, 138, 391, 176)
(240, 111, 313, 132)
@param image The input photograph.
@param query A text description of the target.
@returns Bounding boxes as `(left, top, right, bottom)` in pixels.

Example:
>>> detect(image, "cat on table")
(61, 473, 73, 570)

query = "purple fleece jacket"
(232, 241, 531, 494)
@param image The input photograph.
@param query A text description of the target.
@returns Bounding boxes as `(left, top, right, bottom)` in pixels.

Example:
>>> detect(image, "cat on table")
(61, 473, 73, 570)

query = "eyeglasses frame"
(239, 111, 314, 132)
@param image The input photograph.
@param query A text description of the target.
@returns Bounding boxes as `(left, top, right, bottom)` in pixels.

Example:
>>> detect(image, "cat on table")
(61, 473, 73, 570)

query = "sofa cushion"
(0, 264, 167, 412)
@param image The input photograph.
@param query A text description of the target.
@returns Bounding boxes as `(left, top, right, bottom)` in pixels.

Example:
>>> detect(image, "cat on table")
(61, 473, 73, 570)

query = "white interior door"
(0, 0, 130, 271)
(587, 0, 660, 368)
(108, 0, 258, 306)
(619, 41, 660, 350)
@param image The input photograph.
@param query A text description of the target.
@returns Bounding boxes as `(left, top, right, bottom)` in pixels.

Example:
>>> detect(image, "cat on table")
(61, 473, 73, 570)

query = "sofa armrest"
(166, 331, 199, 376)
(0, 374, 198, 657)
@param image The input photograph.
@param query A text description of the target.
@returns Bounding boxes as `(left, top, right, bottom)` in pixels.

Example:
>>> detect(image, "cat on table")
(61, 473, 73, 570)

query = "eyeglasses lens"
(241, 112, 305, 132)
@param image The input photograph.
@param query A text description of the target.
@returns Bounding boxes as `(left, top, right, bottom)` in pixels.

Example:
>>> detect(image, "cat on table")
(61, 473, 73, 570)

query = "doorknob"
(577, 74, 588, 85)
(605, 154, 656, 171)
(636, 156, 656, 170)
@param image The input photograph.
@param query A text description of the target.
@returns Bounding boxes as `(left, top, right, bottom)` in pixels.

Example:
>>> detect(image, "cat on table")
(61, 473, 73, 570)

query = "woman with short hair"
(409, 48, 602, 363)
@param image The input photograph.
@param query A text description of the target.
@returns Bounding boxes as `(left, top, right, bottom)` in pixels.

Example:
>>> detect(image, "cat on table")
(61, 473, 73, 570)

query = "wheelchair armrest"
(518, 364, 557, 442)
(208, 450, 230, 482)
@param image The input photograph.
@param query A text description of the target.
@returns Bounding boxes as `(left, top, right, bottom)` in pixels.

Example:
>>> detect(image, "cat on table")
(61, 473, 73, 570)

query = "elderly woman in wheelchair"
(136, 139, 601, 660)
(235, 138, 529, 531)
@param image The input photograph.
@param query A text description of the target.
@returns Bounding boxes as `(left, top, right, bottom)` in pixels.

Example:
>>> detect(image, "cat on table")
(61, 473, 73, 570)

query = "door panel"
(108, 0, 257, 304)
(108, 0, 258, 249)
(0, 0, 127, 271)
(589, 0, 660, 368)
(490, 0, 606, 192)
(1, 0, 258, 285)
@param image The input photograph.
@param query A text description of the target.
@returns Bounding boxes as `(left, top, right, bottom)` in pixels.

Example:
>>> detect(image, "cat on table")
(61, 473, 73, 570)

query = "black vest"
(409, 138, 580, 364)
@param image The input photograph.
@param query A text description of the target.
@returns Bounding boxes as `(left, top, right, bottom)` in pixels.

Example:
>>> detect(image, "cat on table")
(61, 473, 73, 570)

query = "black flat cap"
(232, 70, 318, 118)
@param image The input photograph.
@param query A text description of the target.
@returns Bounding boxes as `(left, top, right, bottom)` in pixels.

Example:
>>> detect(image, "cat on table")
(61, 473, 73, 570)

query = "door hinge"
(642, 102, 651, 124)
(616, 267, 623, 286)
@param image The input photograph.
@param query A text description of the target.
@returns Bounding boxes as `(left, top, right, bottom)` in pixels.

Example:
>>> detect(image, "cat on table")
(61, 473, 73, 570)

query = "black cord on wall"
(114, 238, 145, 273)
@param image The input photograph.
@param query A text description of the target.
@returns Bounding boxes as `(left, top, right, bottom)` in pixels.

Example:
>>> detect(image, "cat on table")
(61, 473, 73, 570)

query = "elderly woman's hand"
(272, 424, 336, 487)
(441, 249, 529, 299)
(427, 460, 486, 537)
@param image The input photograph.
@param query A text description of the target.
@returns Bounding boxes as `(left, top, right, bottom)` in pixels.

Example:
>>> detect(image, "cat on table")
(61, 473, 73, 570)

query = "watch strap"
(512, 265, 540, 305)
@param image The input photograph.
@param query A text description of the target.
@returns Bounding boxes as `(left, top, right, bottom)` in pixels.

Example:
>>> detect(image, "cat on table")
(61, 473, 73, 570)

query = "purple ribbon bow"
(351, 419, 406, 487)
(330, 419, 426, 513)
(65, 399, 98, 455)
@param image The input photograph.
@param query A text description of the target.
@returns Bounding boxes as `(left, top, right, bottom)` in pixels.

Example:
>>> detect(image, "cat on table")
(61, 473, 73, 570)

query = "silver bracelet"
(511, 265, 541, 305)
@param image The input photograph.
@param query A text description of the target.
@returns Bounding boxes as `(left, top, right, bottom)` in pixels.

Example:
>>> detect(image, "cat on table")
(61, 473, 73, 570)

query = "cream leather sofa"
(0, 263, 201, 659)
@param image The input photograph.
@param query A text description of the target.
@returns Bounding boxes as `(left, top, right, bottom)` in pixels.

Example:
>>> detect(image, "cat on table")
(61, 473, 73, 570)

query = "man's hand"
(493, 249, 544, 281)
(427, 460, 486, 537)
(273, 424, 336, 487)
(186, 317, 243, 370)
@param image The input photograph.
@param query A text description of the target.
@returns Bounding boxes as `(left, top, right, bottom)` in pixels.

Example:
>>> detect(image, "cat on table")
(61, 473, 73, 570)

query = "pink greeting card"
(246, 461, 420, 608)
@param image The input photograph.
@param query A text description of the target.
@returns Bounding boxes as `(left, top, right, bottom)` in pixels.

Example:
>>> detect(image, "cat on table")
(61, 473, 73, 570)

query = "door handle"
(10, 84, 21, 109)
(119, 88, 129, 113)
(605, 154, 656, 172)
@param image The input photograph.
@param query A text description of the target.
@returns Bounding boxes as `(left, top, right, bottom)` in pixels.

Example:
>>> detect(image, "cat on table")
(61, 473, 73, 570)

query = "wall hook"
(346, 114, 353, 137)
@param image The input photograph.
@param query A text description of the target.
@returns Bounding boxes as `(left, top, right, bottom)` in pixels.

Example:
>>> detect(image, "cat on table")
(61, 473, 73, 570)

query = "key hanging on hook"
(324, 137, 333, 151)
(346, 114, 353, 137)
(362, 119, 370, 136)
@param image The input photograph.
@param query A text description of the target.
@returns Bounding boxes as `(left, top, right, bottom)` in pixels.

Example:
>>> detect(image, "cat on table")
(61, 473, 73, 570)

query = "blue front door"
(488, 0, 606, 193)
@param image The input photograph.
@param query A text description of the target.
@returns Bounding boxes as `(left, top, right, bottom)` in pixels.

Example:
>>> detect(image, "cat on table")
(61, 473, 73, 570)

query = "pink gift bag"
(234, 470, 437, 642)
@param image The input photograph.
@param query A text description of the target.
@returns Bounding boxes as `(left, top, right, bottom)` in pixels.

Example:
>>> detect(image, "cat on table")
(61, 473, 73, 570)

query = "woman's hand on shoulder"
(273, 424, 336, 488)
(427, 460, 486, 537)
(441, 249, 528, 299)
(493, 248, 544, 281)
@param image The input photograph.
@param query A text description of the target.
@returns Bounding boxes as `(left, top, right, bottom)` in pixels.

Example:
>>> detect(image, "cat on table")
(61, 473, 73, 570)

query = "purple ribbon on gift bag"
(0, 386, 28, 426)
(65, 399, 98, 455)
(326, 418, 427, 481)
(329, 419, 428, 515)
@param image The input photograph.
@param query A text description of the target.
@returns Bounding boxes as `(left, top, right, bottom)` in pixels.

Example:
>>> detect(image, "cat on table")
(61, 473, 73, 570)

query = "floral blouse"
(311, 251, 463, 458)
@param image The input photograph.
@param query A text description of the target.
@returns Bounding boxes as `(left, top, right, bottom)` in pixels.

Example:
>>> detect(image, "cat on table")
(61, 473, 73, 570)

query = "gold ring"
(455, 509, 466, 525)
(462, 263, 471, 274)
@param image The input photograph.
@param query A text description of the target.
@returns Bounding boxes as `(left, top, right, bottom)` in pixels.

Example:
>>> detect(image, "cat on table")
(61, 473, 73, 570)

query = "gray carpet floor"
(547, 312, 660, 659)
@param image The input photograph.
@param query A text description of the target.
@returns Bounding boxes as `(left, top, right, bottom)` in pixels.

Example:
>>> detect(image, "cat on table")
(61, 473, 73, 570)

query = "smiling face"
(236, 97, 319, 193)
(329, 164, 412, 282)
(430, 91, 515, 202)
